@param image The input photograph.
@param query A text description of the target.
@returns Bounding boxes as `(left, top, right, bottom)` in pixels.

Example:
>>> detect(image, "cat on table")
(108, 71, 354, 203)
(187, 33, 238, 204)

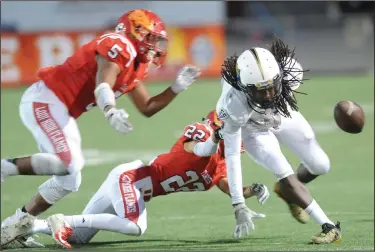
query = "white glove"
(104, 107, 133, 134)
(251, 183, 270, 205)
(233, 203, 265, 239)
(170, 65, 201, 94)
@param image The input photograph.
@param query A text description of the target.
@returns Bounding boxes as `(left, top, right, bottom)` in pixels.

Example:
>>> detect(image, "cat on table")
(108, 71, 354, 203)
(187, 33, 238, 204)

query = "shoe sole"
(1, 216, 33, 248)
(312, 232, 342, 244)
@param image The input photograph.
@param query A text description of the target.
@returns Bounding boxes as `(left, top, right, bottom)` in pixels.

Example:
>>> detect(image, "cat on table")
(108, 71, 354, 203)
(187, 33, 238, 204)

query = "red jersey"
(37, 33, 148, 119)
(122, 123, 227, 202)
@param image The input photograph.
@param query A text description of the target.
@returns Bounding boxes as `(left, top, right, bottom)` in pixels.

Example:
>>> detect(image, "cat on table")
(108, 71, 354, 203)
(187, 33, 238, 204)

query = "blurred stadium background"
(1, 1, 374, 251)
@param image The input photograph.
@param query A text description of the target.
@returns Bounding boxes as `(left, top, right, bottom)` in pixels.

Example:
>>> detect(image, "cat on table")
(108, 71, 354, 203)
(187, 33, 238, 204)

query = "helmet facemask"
(138, 32, 168, 67)
(243, 72, 283, 111)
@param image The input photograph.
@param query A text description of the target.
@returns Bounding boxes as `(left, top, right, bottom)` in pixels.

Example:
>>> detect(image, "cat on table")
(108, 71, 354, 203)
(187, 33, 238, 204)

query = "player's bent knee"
(304, 152, 330, 176)
(131, 224, 145, 236)
(38, 178, 72, 205)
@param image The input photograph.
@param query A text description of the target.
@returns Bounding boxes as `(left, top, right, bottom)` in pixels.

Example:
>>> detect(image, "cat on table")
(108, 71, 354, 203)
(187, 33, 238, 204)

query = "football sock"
(33, 219, 51, 235)
(305, 199, 334, 225)
(64, 214, 140, 235)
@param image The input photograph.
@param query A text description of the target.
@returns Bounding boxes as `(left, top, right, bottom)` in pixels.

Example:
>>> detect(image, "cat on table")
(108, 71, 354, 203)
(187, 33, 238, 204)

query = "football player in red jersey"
(19, 110, 269, 248)
(1, 9, 200, 248)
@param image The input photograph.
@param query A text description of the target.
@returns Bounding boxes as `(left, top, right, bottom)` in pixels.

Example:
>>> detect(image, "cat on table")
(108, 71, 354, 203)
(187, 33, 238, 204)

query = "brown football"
(334, 101, 365, 134)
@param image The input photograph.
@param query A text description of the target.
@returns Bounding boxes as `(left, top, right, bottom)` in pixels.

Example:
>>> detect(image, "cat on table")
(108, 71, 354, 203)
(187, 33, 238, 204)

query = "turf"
(1, 74, 374, 251)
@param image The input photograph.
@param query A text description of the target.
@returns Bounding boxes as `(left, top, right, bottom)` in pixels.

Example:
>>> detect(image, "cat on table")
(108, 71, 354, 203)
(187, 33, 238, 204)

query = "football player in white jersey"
(216, 38, 341, 244)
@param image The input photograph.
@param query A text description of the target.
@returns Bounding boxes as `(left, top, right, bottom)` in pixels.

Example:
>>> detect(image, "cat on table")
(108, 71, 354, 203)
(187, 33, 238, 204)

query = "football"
(334, 101, 365, 134)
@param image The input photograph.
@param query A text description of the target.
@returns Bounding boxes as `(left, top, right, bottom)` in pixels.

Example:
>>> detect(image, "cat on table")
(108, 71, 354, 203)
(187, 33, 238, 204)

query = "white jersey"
(216, 79, 281, 132)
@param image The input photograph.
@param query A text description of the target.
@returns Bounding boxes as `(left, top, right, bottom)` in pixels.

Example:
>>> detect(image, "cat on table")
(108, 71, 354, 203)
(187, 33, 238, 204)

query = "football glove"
(233, 203, 265, 239)
(214, 126, 224, 140)
(171, 65, 201, 94)
(251, 183, 270, 205)
(104, 108, 133, 134)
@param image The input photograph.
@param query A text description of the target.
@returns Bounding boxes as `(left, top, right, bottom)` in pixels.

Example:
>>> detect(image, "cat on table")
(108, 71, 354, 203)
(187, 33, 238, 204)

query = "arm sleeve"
(96, 33, 137, 72)
(193, 137, 219, 157)
(223, 119, 245, 205)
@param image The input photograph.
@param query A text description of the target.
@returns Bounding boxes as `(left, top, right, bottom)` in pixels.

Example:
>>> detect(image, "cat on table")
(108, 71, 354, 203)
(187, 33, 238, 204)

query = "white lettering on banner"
(34, 105, 70, 155)
(1, 37, 21, 82)
(121, 175, 137, 214)
(77, 34, 96, 47)
(37, 36, 74, 68)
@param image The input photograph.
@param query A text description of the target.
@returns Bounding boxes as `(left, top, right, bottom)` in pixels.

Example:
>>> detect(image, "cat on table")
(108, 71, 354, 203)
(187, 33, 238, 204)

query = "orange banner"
(1, 25, 225, 87)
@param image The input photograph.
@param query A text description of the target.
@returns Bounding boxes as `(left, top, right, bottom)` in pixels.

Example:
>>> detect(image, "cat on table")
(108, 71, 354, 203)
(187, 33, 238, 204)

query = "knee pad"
(302, 140, 330, 175)
(38, 177, 72, 205)
(53, 172, 82, 192)
(303, 153, 330, 175)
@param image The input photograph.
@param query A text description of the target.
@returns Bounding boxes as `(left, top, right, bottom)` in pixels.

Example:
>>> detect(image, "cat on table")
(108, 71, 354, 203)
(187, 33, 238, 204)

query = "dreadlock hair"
(221, 37, 309, 118)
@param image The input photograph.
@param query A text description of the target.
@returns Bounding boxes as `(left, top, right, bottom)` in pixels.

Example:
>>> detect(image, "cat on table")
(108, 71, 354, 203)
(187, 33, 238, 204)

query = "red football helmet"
(205, 110, 223, 131)
(115, 9, 168, 67)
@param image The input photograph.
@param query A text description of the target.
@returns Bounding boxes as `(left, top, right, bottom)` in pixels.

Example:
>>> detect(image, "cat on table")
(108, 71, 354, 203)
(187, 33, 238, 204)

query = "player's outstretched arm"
(223, 122, 266, 239)
(183, 126, 223, 156)
(222, 123, 245, 206)
(128, 65, 201, 117)
(95, 55, 133, 134)
(128, 81, 176, 117)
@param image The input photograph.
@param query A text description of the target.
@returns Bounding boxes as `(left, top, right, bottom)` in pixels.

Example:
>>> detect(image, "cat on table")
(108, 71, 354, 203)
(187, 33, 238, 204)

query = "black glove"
(214, 127, 224, 140)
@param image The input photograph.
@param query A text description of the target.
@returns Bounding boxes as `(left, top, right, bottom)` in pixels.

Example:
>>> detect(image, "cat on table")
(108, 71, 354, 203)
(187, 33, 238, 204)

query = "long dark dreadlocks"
(221, 37, 309, 118)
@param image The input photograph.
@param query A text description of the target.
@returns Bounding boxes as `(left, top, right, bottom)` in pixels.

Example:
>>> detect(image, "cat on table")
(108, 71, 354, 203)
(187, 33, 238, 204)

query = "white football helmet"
(236, 48, 282, 109)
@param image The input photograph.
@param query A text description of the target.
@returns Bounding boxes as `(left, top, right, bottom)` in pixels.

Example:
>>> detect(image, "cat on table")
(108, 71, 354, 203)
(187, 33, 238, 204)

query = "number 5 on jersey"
(108, 44, 123, 59)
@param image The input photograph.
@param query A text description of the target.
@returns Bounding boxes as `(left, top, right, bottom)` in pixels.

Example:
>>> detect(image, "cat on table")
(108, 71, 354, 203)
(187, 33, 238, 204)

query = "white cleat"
(1, 210, 35, 248)
(47, 214, 73, 249)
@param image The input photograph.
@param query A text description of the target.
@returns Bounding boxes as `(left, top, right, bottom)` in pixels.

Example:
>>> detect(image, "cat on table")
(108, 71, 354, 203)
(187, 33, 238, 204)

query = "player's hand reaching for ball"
(250, 183, 270, 205)
(233, 203, 265, 239)
(171, 65, 201, 94)
(104, 107, 133, 134)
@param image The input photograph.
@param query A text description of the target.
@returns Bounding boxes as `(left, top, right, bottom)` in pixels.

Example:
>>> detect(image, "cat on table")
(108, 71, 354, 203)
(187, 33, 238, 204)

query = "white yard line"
(157, 212, 374, 221)
(83, 149, 163, 167)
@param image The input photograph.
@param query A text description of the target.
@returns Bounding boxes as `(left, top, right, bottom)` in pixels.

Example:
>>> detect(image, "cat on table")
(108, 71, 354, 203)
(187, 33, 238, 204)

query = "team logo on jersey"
(218, 108, 228, 120)
(201, 170, 213, 184)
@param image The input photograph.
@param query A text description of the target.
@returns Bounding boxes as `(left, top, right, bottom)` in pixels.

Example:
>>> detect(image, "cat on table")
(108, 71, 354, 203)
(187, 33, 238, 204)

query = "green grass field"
(1, 74, 374, 251)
